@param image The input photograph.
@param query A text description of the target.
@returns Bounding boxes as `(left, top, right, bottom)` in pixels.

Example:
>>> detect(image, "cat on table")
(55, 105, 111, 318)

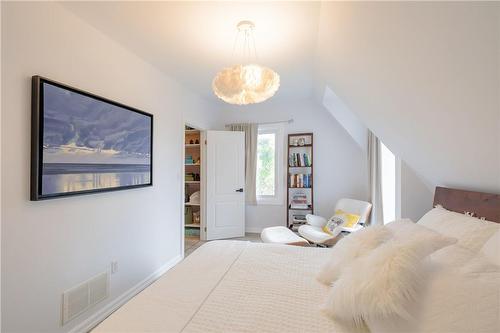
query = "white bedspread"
(93, 241, 358, 333)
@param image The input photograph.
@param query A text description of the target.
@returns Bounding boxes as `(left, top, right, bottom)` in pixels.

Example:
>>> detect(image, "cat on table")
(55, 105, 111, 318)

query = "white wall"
(401, 162, 434, 221)
(1, 2, 216, 332)
(316, 2, 500, 194)
(322, 86, 367, 150)
(217, 99, 367, 232)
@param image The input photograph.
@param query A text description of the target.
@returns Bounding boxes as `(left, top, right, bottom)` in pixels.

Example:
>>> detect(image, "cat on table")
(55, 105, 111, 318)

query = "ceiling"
(61, 1, 321, 104)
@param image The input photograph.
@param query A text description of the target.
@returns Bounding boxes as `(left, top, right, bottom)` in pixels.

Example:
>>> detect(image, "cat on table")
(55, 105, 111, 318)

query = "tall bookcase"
(287, 133, 313, 230)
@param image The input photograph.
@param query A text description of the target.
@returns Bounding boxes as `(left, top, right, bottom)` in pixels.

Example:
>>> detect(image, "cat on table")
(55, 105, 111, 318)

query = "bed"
(93, 187, 500, 333)
(93, 242, 352, 332)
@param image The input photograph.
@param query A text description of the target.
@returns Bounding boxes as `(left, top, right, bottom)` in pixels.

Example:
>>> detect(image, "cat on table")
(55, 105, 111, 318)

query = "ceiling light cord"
(232, 21, 259, 64)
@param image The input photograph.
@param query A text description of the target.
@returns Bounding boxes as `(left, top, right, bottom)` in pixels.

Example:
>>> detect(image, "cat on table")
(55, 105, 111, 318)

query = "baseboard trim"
(245, 227, 264, 233)
(69, 254, 183, 333)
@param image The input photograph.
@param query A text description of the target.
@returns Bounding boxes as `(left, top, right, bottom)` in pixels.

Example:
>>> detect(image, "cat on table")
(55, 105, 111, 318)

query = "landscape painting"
(31, 77, 153, 200)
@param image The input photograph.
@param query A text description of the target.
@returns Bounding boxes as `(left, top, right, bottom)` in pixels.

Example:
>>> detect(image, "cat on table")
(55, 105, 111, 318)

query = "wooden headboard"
(433, 187, 500, 223)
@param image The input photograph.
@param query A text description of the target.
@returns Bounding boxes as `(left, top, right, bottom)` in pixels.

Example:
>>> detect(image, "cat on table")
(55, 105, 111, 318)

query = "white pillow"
(431, 244, 477, 267)
(418, 207, 499, 251)
(316, 225, 392, 285)
(386, 218, 452, 246)
(480, 229, 500, 266)
(323, 223, 456, 326)
(367, 252, 500, 333)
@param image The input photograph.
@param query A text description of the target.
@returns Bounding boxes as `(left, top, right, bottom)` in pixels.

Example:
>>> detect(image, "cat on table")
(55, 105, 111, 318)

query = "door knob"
(235, 188, 244, 192)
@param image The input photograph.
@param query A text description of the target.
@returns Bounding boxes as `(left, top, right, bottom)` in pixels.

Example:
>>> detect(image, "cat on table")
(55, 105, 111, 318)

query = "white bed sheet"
(93, 241, 359, 333)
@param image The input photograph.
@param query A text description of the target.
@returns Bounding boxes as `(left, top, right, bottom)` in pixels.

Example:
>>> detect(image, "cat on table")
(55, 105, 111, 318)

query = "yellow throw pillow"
(335, 209, 361, 228)
(323, 215, 345, 236)
(322, 210, 361, 236)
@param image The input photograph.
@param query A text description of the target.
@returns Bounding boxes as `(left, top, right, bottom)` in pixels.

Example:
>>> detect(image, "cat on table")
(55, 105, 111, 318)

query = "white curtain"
(225, 123, 258, 205)
(367, 130, 384, 225)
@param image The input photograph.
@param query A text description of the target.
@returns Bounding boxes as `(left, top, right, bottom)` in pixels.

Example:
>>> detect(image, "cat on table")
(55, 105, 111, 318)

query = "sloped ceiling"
(315, 1, 500, 193)
(61, 1, 320, 103)
(61, 1, 499, 193)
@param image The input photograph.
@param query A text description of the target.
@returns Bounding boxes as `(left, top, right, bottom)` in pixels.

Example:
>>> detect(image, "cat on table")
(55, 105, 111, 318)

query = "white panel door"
(206, 131, 245, 240)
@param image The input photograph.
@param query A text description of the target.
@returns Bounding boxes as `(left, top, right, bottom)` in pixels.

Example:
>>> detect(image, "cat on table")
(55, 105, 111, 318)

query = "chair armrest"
(306, 214, 327, 228)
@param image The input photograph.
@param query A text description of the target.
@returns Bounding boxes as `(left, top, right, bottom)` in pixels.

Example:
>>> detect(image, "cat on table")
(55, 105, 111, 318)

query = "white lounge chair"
(298, 198, 372, 246)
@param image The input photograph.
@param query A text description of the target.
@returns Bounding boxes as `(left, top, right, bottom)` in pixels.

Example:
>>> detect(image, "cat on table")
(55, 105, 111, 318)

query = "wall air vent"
(62, 271, 109, 325)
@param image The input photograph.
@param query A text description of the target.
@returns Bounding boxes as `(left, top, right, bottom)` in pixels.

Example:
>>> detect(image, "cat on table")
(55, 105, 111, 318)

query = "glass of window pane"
(256, 133, 275, 196)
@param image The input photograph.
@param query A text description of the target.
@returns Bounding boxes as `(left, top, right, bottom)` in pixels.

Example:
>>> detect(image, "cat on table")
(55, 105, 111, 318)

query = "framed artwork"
(31, 76, 153, 200)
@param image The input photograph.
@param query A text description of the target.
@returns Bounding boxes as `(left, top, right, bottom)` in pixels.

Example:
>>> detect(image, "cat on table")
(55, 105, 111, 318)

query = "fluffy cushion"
(367, 249, 500, 333)
(323, 223, 456, 326)
(316, 225, 392, 285)
(417, 207, 498, 251)
(480, 229, 500, 266)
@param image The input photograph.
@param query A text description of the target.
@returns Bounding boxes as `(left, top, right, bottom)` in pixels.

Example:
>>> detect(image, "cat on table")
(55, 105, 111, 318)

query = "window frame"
(256, 123, 284, 205)
(380, 141, 402, 224)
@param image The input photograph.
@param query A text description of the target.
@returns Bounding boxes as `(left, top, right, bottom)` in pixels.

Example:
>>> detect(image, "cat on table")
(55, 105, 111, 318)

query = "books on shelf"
(288, 152, 311, 167)
(292, 214, 307, 224)
(185, 173, 200, 181)
(288, 133, 313, 228)
(289, 173, 312, 188)
(290, 192, 310, 209)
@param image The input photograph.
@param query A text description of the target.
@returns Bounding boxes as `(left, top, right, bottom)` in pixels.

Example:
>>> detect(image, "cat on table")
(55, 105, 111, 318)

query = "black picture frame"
(31, 76, 153, 201)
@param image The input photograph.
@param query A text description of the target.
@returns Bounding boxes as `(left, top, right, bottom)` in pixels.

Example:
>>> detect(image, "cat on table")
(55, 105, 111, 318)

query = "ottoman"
(260, 226, 309, 246)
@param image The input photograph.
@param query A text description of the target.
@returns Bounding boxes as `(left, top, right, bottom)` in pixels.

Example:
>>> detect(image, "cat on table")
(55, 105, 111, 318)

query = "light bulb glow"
(212, 64, 280, 105)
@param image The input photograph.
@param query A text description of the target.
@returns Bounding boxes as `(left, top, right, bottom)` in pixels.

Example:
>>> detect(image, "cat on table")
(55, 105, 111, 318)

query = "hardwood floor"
(184, 233, 262, 257)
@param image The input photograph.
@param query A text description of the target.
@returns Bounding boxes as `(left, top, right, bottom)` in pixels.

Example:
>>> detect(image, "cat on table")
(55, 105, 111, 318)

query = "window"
(381, 142, 401, 224)
(256, 123, 284, 204)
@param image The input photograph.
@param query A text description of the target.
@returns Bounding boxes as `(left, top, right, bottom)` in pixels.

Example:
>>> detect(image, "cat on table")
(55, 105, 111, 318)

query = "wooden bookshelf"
(286, 133, 313, 230)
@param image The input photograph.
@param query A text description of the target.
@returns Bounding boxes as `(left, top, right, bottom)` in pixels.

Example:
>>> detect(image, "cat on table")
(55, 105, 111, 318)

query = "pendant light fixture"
(212, 20, 280, 105)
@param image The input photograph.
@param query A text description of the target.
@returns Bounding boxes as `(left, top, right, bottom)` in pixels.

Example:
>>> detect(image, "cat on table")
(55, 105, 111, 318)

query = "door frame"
(180, 121, 206, 258)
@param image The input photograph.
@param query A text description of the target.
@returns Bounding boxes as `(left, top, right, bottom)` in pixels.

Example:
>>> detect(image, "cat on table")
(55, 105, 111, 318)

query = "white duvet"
(94, 240, 499, 333)
(93, 241, 358, 333)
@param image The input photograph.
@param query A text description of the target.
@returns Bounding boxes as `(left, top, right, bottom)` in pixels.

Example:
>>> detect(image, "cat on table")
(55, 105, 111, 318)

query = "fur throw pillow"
(316, 225, 392, 285)
(323, 223, 456, 326)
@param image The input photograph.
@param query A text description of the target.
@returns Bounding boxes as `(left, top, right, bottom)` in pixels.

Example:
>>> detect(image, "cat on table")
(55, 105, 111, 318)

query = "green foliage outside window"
(256, 133, 275, 196)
